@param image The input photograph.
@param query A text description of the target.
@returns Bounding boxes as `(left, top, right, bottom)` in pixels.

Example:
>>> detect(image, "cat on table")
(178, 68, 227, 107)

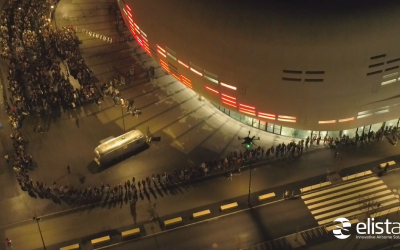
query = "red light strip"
(180, 74, 192, 88)
(339, 117, 354, 122)
(205, 86, 219, 94)
(221, 93, 236, 100)
(127, 11, 132, 17)
(239, 103, 255, 110)
(159, 59, 170, 73)
(172, 73, 180, 80)
(222, 101, 237, 108)
(318, 120, 336, 124)
(239, 107, 255, 113)
(125, 4, 131, 11)
(221, 97, 236, 104)
(258, 112, 276, 120)
(190, 68, 203, 76)
(178, 60, 189, 69)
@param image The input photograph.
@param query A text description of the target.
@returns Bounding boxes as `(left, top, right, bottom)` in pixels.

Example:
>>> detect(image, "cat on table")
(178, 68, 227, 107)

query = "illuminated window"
(277, 115, 296, 123)
(383, 72, 398, 79)
(318, 120, 336, 124)
(381, 79, 397, 85)
(220, 82, 237, 90)
(205, 86, 219, 94)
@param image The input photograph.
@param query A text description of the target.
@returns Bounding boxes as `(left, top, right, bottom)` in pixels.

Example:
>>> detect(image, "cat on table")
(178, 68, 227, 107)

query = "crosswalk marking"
(311, 190, 392, 214)
(307, 186, 388, 209)
(304, 180, 383, 204)
(301, 176, 399, 225)
(302, 177, 378, 199)
(314, 195, 396, 219)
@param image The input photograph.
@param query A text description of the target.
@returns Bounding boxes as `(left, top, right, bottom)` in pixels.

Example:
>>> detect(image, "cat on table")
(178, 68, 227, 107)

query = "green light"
(246, 144, 250, 148)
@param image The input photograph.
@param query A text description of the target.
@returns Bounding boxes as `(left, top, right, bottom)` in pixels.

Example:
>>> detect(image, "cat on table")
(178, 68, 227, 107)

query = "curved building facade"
(117, 0, 400, 137)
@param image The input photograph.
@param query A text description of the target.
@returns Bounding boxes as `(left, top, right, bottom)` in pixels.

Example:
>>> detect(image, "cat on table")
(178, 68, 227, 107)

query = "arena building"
(117, 0, 400, 139)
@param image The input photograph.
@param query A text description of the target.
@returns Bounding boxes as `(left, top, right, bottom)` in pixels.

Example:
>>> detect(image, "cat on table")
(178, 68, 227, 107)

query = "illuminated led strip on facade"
(180, 74, 192, 88)
(277, 115, 296, 123)
(221, 93, 236, 108)
(205, 86, 219, 94)
(339, 117, 354, 122)
(171, 73, 180, 81)
(220, 82, 237, 90)
(258, 112, 276, 120)
(157, 44, 166, 57)
(239, 103, 255, 116)
(159, 59, 170, 73)
(190, 67, 203, 76)
(123, 4, 151, 56)
(178, 60, 189, 68)
(204, 75, 218, 84)
(318, 120, 336, 124)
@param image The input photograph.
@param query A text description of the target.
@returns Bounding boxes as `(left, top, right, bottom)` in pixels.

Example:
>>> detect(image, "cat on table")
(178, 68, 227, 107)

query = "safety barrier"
(91, 236, 110, 245)
(380, 160, 396, 169)
(300, 181, 331, 193)
(121, 228, 140, 237)
(220, 202, 238, 211)
(164, 217, 183, 227)
(342, 170, 372, 181)
(258, 192, 276, 201)
(60, 244, 80, 250)
(193, 209, 211, 218)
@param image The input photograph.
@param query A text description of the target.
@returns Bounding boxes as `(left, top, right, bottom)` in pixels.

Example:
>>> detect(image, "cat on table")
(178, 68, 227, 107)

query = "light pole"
(121, 99, 125, 133)
(33, 213, 46, 250)
(248, 164, 252, 207)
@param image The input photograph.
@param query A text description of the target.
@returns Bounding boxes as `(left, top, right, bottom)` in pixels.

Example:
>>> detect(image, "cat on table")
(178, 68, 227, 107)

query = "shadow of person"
(75, 118, 80, 128)
(130, 201, 137, 224)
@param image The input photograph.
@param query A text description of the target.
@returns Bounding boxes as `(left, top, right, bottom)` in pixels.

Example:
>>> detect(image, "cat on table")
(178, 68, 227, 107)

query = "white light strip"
(375, 109, 389, 114)
(220, 82, 237, 90)
(140, 30, 147, 37)
(357, 110, 372, 116)
(190, 67, 203, 76)
(383, 72, 398, 79)
(204, 75, 218, 84)
(167, 52, 176, 61)
(357, 113, 373, 119)
(381, 79, 397, 85)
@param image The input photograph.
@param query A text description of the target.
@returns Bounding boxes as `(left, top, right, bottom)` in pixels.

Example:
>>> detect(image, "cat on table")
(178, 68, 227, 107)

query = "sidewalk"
(3, 137, 400, 249)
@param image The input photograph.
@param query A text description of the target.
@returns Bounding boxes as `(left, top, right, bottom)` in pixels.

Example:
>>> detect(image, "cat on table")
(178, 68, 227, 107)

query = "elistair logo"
(333, 218, 352, 239)
(333, 217, 400, 240)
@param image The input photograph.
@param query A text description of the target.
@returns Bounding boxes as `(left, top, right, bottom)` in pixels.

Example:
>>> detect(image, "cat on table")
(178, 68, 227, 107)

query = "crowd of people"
(2, 0, 400, 207)
(1, 0, 98, 126)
